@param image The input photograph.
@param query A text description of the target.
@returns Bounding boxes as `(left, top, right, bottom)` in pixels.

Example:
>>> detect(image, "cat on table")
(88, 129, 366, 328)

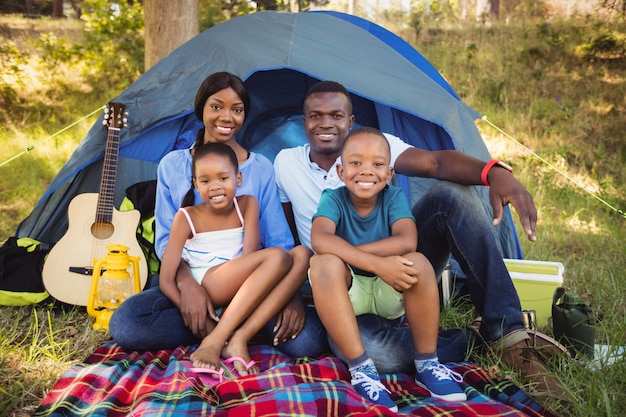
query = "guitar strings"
(92, 106, 123, 267)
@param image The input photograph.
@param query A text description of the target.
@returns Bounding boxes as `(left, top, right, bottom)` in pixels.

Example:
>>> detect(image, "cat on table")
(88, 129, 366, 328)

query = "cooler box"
(504, 259, 564, 327)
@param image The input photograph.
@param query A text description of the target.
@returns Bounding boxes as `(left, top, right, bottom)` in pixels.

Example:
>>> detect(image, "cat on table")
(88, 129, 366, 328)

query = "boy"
(309, 127, 466, 411)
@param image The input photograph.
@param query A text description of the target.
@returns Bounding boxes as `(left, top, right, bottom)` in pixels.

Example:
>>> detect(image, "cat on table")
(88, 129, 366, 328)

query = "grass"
(1, 13, 625, 417)
(414, 18, 626, 417)
(0, 306, 109, 414)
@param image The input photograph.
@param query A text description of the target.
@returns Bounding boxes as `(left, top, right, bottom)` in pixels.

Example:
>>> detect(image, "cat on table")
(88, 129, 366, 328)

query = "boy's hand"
(375, 256, 419, 291)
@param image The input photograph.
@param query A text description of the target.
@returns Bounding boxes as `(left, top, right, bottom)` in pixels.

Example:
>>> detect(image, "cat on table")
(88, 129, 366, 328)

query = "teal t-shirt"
(313, 184, 414, 275)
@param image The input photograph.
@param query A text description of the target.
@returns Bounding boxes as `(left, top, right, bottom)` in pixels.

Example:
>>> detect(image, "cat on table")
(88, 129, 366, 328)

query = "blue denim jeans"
(331, 314, 476, 374)
(411, 181, 526, 343)
(109, 284, 330, 357)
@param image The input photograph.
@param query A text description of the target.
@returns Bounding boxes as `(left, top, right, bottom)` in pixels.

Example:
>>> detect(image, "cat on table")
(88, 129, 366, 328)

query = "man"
(274, 80, 565, 402)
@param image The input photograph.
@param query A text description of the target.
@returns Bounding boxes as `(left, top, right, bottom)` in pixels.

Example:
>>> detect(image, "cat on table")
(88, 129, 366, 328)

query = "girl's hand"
(179, 278, 216, 338)
(272, 295, 305, 345)
(375, 256, 419, 292)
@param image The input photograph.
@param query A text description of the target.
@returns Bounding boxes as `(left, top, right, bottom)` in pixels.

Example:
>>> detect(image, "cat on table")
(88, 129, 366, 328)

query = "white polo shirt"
(274, 132, 411, 249)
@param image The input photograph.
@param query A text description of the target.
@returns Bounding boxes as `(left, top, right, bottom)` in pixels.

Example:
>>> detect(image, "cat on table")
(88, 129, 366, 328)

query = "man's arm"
(393, 148, 537, 241)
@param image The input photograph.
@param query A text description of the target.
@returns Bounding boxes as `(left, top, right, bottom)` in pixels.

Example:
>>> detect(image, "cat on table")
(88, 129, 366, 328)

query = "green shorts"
(348, 268, 405, 320)
(308, 266, 404, 320)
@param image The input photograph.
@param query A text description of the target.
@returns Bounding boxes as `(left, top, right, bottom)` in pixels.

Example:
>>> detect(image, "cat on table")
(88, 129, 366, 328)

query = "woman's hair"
(193, 72, 250, 150)
(181, 142, 239, 207)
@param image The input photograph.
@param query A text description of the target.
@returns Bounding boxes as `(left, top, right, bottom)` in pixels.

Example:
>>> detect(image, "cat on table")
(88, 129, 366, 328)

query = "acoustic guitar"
(42, 102, 148, 306)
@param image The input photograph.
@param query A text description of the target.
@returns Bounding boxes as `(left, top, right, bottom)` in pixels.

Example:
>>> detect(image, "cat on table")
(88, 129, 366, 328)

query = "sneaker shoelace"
(351, 371, 391, 401)
(424, 364, 464, 383)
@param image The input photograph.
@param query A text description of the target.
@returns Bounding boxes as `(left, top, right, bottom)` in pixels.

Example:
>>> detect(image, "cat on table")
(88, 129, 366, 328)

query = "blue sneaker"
(415, 363, 467, 402)
(351, 365, 398, 412)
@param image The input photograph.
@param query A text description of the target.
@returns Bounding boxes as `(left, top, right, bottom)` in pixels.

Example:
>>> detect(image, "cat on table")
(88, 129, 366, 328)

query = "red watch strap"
(481, 160, 511, 186)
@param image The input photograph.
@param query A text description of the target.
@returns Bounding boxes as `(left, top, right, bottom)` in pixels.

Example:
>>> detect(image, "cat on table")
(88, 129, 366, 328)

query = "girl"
(160, 142, 292, 376)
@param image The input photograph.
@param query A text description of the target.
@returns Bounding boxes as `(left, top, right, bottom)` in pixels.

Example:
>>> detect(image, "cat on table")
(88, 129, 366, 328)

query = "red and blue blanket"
(34, 342, 556, 416)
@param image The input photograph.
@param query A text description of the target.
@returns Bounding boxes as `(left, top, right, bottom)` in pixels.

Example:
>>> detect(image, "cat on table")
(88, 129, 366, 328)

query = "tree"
(143, 0, 199, 70)
(476, 0, 499, 21)
(25, 0, 35, 16)
(52, 0, 63, 18)
(256, 0, 278, 10)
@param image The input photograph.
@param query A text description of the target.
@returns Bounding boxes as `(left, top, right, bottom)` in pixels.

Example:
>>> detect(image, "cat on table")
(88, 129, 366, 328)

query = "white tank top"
(180, 197, 245, 275)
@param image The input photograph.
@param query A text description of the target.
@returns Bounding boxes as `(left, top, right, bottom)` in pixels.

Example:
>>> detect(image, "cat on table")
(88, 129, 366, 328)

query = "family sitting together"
(109, 72, 565, 410)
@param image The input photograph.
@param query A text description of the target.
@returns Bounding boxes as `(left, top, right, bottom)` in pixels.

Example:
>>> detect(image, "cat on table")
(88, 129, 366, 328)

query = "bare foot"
(190, 341, 223, 376)
(221, 333, 259, 376)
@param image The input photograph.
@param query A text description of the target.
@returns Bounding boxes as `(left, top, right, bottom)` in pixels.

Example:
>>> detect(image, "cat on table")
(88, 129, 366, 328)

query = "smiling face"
(303, 91, 355, 162)
(338, 130, 393, 204)
(201, 87, 246, 145)
(193, 152, 242, 210)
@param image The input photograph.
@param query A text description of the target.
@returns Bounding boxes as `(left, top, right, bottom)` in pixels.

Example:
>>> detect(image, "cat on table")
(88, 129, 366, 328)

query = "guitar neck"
(95, 127, 120, 222)
(96, 103, 126, 223)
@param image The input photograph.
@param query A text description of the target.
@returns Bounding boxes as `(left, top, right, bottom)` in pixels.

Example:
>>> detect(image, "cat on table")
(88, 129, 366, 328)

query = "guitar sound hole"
(91, 221, 115, 239)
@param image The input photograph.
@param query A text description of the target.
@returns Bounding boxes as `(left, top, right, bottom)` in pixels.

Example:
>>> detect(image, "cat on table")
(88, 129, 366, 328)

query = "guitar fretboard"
(95, 115, 122, 223)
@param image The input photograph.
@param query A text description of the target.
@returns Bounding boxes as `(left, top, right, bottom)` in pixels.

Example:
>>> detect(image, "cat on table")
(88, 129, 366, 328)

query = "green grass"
(0, 306, 109, 414)
(414, 18, 626, 417)
(1, 14, 625, 417)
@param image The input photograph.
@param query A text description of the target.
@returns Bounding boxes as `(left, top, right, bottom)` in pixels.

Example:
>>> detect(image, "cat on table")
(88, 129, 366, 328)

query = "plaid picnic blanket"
(34, 341, 557, 416)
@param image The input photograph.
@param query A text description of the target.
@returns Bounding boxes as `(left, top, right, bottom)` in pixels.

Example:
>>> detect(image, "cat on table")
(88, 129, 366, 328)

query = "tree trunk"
(348, 0, 355, 15)
(476, 0, 499, 21)
(25, 0, 35, 17)
(256, 0, 278, 10)
(52, 0, 63, 18)
(69, 0, 82, 19)
(460, 0, 471, 20)
(144, 0, 199, 71)
(490, 0, 500, 18)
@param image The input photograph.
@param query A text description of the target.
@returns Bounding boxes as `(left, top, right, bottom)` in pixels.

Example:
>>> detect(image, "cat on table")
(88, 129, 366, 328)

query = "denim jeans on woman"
(109, 284, 330, 357)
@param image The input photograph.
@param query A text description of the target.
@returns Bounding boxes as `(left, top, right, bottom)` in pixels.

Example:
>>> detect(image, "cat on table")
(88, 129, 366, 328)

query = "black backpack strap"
(0, 238, 21, 279)
(125, 180, 157, 219)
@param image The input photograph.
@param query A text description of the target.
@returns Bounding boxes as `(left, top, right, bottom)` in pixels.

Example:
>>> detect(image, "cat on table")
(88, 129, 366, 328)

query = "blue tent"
(17, 10, 522, 259)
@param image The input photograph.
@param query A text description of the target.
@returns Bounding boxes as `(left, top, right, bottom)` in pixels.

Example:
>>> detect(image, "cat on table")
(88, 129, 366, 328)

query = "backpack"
(119, 180, 161, 275)
(0, 237, 51, 306)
